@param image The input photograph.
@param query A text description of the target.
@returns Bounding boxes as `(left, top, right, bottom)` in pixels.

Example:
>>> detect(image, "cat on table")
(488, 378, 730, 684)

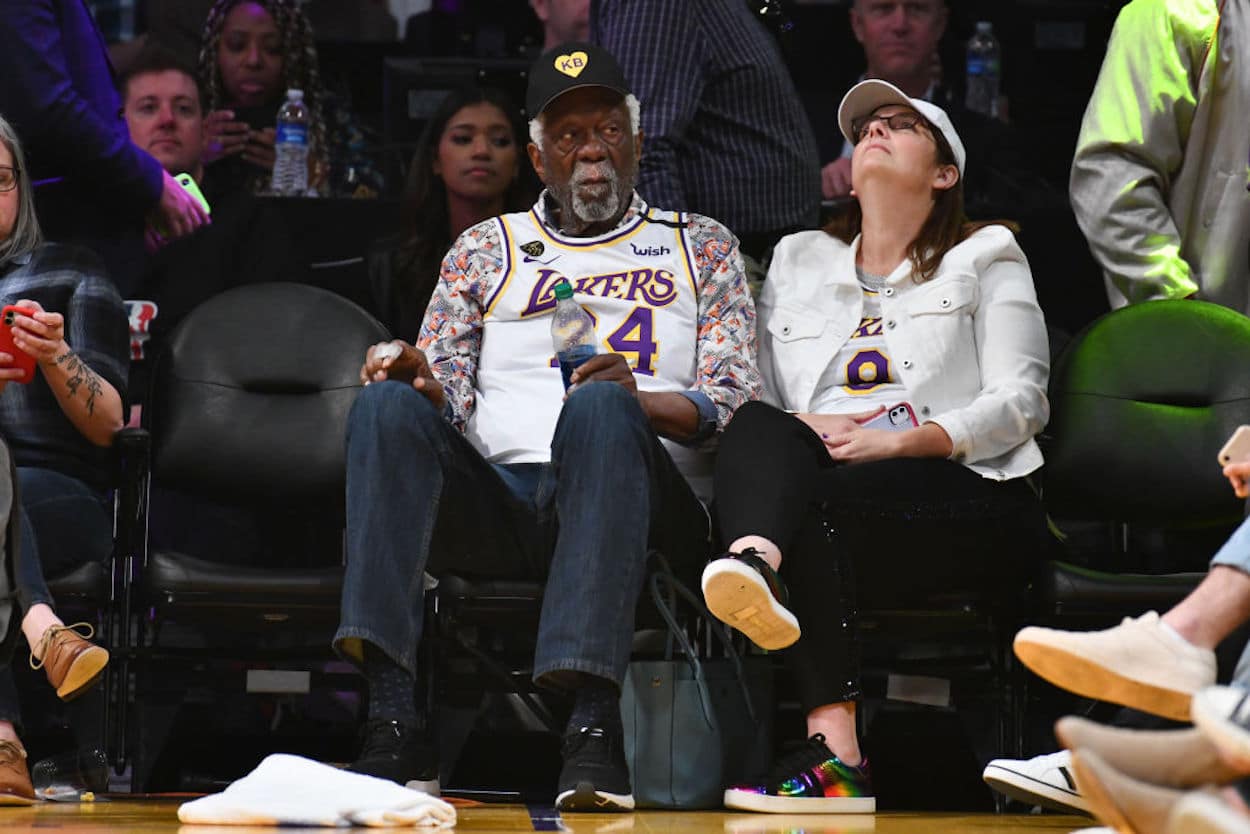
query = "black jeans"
(714, 402, 1047, 714)
(0, 467, 112, 724)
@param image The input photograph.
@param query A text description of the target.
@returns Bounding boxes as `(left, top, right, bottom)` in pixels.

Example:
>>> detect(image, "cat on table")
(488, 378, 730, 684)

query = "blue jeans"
(333, 381, 709, 688)
(0, 467, 112, 724)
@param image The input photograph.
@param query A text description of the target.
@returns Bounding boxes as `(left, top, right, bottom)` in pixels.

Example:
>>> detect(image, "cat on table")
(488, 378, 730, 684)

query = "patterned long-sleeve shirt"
(417, 192, 761, 449)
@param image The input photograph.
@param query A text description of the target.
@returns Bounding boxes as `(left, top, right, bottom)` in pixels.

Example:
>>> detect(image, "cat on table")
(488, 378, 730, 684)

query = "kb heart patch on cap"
(555, 51, 588, 78)
(526, 41, 631, 117)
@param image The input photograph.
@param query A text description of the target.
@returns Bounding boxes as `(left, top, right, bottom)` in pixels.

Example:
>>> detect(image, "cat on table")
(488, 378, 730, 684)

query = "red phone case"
(0, 305, 38, 384)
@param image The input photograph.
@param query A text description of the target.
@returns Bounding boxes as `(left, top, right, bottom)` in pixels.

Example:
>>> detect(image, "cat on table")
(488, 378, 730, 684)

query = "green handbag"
(621, 569, 773, 809)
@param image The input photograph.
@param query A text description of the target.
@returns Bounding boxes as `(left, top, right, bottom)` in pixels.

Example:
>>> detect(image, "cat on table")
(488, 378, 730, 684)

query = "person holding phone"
(0, 0, 210, 296)
(120, 46, 298, 388)
(699, 80, 1051, 813)
(0, 115, 129, 805)
(196, 0, 384, 197)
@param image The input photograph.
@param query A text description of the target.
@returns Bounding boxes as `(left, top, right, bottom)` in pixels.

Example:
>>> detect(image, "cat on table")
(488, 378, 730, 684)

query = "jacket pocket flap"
(766, 307, 827, 342)
(906, 279, 976, 316)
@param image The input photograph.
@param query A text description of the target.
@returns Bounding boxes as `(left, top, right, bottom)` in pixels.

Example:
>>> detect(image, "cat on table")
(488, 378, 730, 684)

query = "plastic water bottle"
(272, 88, 309, 196)
(551, 281, 596, 390)
(965, 22, 1001, 119)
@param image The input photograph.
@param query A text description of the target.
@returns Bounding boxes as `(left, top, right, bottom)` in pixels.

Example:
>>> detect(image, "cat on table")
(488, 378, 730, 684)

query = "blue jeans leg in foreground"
(334, 382, 540, 674)
(534, 382, 708, 689)
(1211, 518, 1250, 687)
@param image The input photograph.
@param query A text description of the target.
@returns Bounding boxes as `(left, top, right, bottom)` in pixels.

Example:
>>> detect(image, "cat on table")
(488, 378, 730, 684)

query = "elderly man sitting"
(331, 42, 761, 811)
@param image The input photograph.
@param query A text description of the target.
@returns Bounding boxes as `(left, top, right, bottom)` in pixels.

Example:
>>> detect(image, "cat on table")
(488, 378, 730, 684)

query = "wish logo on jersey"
(519, 267, 679, 317)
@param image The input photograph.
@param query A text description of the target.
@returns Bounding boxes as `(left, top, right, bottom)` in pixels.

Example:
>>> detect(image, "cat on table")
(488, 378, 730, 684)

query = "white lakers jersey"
(468, 198, 710, 496)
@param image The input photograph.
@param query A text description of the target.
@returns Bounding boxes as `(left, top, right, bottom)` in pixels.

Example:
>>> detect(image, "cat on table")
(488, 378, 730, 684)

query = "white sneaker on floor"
(1013, 612, 1216, 721)
(982, 749, 1090, 814)
(1192, 685, 1250, 772)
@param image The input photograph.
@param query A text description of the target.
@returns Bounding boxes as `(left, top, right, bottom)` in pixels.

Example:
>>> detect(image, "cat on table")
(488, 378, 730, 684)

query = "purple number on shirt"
(844, 349, 890, 391)
(606, 306, 659, 376)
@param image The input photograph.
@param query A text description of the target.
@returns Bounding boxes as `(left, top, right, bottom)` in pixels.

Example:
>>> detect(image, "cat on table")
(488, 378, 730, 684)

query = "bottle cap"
(975, 21, 992, 32)
(286, 88, 304, 99)
(553, 281, 574, 300)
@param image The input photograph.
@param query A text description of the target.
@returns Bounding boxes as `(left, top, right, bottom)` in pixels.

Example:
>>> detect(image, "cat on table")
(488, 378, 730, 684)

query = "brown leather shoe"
(30, 622, 109, 702)
(0, 740, 36, 805)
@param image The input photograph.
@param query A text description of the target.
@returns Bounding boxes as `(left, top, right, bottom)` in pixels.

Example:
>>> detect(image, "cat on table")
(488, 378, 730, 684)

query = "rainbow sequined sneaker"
(723, 733, 875, 814)
(702, 549, 800, 651)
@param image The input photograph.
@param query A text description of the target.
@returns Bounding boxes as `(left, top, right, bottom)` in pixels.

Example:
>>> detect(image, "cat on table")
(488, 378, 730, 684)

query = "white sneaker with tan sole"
(1013, 612, 1215, 721)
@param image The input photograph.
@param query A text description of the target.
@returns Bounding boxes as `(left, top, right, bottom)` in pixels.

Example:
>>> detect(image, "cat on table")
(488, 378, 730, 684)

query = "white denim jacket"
(758, 225, 1049, 481)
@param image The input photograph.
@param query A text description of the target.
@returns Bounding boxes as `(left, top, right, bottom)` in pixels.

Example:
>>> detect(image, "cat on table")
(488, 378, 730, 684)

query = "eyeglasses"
(0, 166, 18, 193)
(851, 111, 928, 144)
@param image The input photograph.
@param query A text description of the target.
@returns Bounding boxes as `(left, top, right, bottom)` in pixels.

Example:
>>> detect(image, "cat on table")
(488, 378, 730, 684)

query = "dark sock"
(364, 643, 417, 724)
(566, 675, 622, 736)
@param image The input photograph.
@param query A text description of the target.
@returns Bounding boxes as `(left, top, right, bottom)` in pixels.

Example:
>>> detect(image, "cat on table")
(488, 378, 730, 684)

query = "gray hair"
(528, 93, 641, 150)
(0, 115, 43, 268)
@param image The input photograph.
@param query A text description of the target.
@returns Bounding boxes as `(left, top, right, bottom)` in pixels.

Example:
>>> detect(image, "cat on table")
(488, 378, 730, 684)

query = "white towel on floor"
(177, 754, 456, 828)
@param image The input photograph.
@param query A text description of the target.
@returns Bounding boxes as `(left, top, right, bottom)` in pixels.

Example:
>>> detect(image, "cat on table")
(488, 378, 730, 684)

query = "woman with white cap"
(700, 79, 1051, 813)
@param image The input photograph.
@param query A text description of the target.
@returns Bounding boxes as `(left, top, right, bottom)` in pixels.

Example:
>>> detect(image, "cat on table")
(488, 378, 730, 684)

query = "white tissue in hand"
(374, 342, 402, 361)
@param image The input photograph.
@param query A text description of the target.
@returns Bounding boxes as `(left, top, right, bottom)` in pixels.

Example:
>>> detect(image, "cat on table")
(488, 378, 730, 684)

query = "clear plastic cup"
(30, 747, 108, 802)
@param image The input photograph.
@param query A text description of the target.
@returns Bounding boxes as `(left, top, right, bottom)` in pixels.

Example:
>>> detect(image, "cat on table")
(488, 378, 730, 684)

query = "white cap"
(837, 79, 966, 177)
(286, 88, 304, 99)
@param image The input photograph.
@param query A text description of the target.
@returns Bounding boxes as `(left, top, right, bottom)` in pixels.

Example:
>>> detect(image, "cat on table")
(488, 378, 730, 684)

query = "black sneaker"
(347, 718, 440, 795)
(555, 726, 635, 812)
(701, 548, 800, 650)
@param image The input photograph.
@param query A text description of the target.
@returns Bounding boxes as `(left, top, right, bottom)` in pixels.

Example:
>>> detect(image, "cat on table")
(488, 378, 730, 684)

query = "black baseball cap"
(526, 41, 631, 118)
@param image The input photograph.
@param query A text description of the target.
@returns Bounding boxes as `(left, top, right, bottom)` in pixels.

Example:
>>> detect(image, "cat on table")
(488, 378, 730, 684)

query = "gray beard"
(571, 184, 620, 223)
(551, 158, 636, 231)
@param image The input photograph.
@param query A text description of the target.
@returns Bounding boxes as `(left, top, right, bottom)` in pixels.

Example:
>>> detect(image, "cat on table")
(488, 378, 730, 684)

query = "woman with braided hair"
(197, 0, 383, 197)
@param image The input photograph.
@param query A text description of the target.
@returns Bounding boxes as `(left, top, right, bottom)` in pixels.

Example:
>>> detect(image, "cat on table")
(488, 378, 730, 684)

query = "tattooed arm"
(9, 299, 124, 447)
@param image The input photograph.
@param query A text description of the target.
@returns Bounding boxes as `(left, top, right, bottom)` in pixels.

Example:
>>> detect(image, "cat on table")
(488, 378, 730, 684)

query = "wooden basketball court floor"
(0, 801, 1092, 833)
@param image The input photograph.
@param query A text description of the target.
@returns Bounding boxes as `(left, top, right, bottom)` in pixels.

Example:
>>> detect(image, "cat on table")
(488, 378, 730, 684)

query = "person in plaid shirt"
(0, 114, 129, 806)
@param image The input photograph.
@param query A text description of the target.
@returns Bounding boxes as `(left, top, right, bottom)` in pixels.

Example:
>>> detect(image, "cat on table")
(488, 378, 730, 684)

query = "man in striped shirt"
(591, 0, 821, 263)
